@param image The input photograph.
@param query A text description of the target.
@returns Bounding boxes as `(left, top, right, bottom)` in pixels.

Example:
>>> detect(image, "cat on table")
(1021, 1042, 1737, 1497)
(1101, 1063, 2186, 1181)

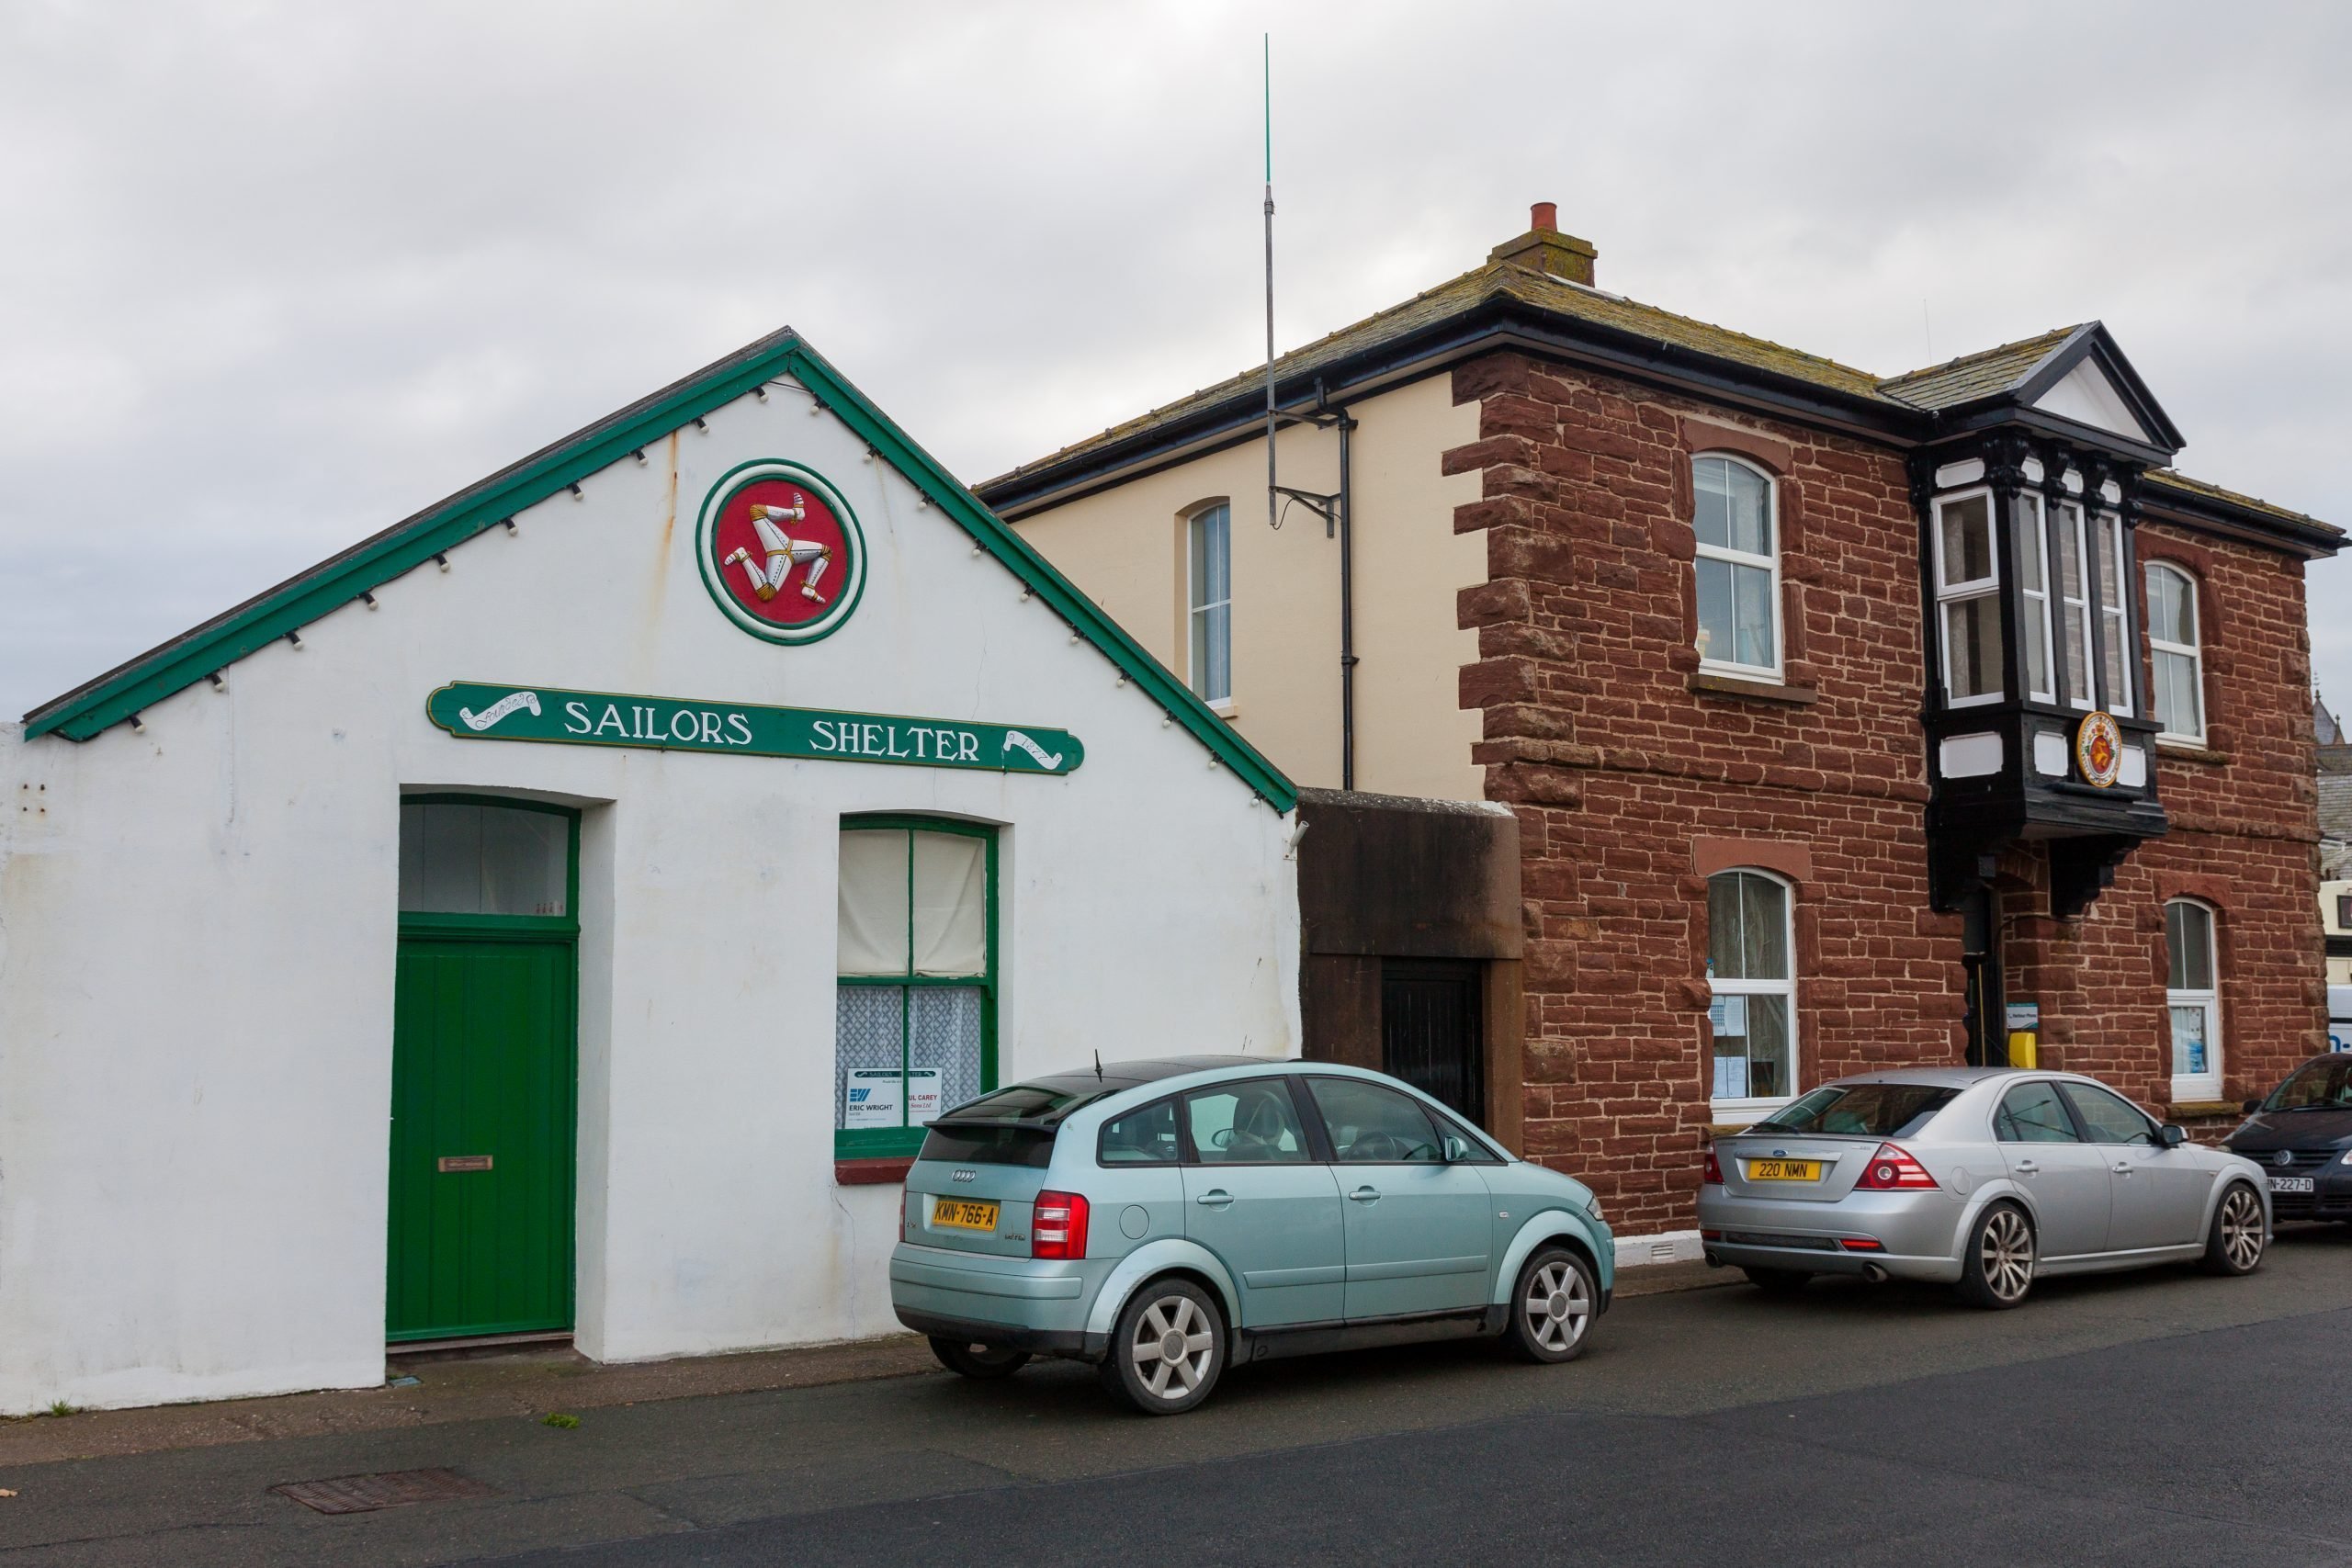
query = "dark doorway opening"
(1959, 887, 2007, 1069)
(1381, 958, 1485, 1126)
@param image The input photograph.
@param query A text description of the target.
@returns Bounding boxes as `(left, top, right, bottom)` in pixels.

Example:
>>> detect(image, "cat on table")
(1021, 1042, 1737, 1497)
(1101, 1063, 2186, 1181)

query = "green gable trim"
(22, 331, 1298, 810)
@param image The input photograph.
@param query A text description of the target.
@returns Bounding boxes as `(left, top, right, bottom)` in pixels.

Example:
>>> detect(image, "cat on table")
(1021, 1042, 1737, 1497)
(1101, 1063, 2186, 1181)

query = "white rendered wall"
(0, 381, 1302, 1413)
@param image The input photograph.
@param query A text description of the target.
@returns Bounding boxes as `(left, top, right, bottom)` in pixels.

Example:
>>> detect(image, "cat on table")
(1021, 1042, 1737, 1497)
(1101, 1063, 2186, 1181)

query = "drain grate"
(271, 1468, 497, 1515)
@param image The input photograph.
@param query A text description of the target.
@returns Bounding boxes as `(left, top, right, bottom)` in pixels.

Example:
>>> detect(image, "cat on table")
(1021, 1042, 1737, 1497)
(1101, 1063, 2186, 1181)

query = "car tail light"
(1032, 1190, 1091, 1259)
(1854, 1143, 1939, 1191)
(1702, 1146, 1724, 1186)
(1838, 1236, 1885, 1252)
(1700, 1229, 1723, 1242)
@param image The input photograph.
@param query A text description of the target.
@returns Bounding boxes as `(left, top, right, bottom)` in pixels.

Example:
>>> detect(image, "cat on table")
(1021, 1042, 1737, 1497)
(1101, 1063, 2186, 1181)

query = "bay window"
(1691, 455, 1781, 679)
(2055, 500, 2093, 708)
(836, 818, 998, 1159)
(2015, 492, 2055, 702)
(2095, 512, 2132, 715)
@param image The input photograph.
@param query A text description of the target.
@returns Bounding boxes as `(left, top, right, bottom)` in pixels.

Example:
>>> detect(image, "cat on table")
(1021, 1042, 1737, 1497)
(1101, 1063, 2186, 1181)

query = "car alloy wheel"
(1098, 1278, 1226, 1415)
(1503, 1246, 1597, 1364)
(1977, 1205, 2034, 1305)
(2202, 1183, 2266, 1276)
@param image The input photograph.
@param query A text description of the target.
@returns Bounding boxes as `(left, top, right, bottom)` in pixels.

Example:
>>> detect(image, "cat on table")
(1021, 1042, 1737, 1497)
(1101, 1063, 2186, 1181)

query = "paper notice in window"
(843, 1068, 944, 1129)
(1710, 995, 1748, 1038)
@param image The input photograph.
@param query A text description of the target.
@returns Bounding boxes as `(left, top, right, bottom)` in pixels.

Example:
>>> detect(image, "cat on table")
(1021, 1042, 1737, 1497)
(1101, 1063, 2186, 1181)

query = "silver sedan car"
(1697, 1068, 2269, 1308)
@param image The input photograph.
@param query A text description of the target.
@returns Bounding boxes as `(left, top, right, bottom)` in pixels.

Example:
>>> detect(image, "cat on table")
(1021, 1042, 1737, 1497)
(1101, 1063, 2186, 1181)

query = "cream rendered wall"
(0, 380, 1301, 1414)
(1010, 373, 1486, 801)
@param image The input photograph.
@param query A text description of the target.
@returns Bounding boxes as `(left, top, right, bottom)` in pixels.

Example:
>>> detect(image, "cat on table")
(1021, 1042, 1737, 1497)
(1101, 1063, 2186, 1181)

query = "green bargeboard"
(389, 937, 577, 1340)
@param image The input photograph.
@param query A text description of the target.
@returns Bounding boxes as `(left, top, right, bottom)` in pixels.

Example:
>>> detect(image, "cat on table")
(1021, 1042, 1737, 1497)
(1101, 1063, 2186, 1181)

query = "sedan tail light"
(1032, 1190, 1091, 1259)
(1854, 1143, 1939, 1191)
(1702, 1146, 1724, 1186)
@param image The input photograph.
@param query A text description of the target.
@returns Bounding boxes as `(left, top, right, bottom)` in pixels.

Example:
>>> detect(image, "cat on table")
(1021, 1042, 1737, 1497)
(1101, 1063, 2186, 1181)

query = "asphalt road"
(4, 1226, 2349, 1567)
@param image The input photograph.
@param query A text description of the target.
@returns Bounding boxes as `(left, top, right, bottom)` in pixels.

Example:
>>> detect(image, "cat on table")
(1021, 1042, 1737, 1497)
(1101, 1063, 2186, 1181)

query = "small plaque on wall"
(436, 1155, 493, 1173)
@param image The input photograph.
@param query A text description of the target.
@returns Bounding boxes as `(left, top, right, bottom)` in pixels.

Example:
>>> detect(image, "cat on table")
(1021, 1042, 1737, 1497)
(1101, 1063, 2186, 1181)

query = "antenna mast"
(1263, 33, 1277, 531)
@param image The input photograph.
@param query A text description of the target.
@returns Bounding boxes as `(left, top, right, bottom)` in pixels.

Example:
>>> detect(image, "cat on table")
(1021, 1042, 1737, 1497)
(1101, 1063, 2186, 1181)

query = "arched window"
(2165, 897, 2222, 1101)
(2145, 562, 2205, 744)
(1707, 868, 1797, 1115)
(1187, 502, 1233, 706)
(1692, 455, 1781, 680)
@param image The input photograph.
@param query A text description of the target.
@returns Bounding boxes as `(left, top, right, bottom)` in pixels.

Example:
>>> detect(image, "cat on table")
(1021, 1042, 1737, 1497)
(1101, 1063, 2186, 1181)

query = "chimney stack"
(1489, 201, 1597, 287)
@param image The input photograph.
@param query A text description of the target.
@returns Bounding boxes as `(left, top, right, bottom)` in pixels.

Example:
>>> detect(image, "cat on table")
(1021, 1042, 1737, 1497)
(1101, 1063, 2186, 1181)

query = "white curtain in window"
(911, 830, 988, 976)
(837, 829, 910, 976)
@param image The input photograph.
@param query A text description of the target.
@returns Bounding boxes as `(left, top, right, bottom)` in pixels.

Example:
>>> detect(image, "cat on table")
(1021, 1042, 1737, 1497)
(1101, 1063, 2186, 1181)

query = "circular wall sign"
(695, 458, 866, 645)
(2075, 710, 2122, 788)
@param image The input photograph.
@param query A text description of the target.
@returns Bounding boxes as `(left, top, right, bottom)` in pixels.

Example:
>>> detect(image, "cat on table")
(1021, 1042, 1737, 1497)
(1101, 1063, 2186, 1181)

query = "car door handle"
(2112, 1161, 2133, 1176)
(1194, 1190, 1234, 1209)
(2012, 1160, 2039, 1175)
(1349, 1186, 1382, 1204)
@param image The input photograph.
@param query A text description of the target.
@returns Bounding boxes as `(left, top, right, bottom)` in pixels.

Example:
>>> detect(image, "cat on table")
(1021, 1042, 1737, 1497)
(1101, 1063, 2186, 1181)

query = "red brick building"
(983, 209, 2342, 1238)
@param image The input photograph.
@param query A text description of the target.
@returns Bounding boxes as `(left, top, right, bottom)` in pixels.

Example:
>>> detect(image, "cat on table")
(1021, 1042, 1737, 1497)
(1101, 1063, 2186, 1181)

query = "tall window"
(2055, 500, 2093, 708)
(2014, 493, 2055, 703)
(1692, 455, 1780, 678)
(2145, 562, 2205, 743)
(1188, 502, 1232, 705)
(1708, 869, 1796, 1115)
(836, 818, 997, 1157)
(2095, 512, 2132, 715)
(1932, 490, 2002, 705)
(2165, 898, 2221, 1101)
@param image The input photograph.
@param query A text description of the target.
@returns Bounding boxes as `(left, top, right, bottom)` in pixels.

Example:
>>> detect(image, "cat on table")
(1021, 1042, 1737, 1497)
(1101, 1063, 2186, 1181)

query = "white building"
(0, 330, 1303, 1416)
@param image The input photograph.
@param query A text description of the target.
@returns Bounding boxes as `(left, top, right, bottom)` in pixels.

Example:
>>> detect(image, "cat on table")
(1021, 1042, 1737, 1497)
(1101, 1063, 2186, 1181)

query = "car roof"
(1815, 1066, 2014, 1089)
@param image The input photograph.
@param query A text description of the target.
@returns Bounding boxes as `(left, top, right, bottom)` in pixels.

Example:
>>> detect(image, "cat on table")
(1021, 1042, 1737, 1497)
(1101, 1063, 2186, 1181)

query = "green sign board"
(426, 682, 1084, 776)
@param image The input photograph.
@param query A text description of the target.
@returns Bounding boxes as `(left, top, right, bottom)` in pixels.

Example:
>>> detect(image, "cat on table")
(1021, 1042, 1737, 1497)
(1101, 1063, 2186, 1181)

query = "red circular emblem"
(707, 479, 854, 631)
(2075, 711, 2122, 787)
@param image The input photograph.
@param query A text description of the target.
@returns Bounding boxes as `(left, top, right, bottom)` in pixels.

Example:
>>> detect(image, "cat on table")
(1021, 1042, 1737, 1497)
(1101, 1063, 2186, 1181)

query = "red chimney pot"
(1531, 201, 1558, 231)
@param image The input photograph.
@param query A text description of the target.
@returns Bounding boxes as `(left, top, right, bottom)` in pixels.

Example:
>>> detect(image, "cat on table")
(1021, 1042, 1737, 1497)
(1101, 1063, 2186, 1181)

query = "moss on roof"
(2141, 468, 2342, 536)
(1876, 326, 2084, 412)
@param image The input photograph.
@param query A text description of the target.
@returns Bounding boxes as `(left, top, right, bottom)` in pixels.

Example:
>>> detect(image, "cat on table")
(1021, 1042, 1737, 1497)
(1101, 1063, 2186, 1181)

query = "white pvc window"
(1692, 456, 1781, 679)
(2165, 898, 2222, 1103)
(2095, 512, 2132, 716)
(2145, 562, 2205, 744)
(2015, 492, 2055, 703)
(1708, 869, 1797, 1120)
(2055, 501, 2094, 708)
(1188, 502, 1232, 706)
(1933, 490, 2003, 706)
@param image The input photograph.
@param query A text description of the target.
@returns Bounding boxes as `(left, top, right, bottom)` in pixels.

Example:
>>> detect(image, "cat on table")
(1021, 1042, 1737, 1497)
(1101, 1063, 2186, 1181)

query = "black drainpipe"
(1337, 409, 1358, 791)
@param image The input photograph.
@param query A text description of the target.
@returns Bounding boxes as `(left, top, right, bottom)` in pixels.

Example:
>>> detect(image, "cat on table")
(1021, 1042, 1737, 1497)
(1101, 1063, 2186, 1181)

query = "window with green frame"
(835, 817, 998, 1159)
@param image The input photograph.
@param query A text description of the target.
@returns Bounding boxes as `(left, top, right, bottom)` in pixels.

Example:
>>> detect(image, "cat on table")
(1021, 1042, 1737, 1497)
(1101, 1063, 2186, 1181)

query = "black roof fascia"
(1924, 400, 2180, 469)
(979, 297, 1926, 518)
(2138, 479, 2343, 561)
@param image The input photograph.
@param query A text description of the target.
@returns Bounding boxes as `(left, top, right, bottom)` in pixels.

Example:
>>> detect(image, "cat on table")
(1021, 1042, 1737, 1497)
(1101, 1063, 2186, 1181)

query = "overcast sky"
(4, 1, 2346, 723)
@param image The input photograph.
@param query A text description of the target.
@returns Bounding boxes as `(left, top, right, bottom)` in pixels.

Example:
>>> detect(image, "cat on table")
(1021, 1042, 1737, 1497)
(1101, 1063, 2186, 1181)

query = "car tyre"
(2199, 1182, 2266, 1277)
(1742, 1266, 1813, 1295)
(1096, 1278, 1225, 1416)
(929, 1337, 1031, 1380)
(1502, 1246, 1598, 1364)
(1954, 1201, 2035, 1310)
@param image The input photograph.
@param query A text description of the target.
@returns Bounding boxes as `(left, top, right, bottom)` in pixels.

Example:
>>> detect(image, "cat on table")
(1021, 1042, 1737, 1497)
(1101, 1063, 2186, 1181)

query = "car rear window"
(946, 1080, 1111, 1123)
(1750, 1083, 1957, 1139)
(917, 1122, 1060, 1168)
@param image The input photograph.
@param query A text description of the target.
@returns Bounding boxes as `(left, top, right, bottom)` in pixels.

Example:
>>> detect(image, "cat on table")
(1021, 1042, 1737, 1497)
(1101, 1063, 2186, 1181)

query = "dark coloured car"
(2226, 1053, 2352, 1223)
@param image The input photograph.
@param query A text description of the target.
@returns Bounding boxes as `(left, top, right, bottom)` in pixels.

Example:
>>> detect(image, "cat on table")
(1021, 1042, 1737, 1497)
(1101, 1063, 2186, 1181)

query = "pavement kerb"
(0, 1260, 1730, 1471)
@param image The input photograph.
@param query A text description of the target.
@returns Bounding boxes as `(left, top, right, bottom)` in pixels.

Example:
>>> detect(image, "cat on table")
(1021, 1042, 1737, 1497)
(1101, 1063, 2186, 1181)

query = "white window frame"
(2165, 897, 2222, 1104)
(1931, 487, 2003, 709)
(2095, 511, 2133, 716)
(2145, 561, 2206, 746)
(1707, 867, 1799, 1124)
(2015, 491, 2056, 704)
(1186, 502, 1233, 709)
(2054, 500, 2096, 710)
(1690, 453, 1784, 682)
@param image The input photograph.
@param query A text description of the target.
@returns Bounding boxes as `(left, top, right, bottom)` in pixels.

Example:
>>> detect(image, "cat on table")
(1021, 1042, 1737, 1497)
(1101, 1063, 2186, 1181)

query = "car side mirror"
(2242, 1098, 2263, 1116)
(2158, 1123, 2188, 1149)
(1442, 1133, 1469, 1163)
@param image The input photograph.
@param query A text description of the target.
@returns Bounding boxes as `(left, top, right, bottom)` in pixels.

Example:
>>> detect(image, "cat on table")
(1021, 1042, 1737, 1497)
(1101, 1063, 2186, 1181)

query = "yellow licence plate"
(931, 1198, 1001, 1232)
(1745, 1159, 1824, 1182)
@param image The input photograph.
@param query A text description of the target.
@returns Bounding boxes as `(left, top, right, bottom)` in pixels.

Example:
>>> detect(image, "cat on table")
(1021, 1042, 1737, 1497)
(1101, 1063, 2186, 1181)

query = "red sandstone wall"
(1446, 350, 2325, 1232)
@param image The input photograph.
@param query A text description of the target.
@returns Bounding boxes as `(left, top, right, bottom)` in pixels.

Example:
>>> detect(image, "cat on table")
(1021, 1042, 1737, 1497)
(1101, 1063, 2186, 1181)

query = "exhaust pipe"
(1703, 1250, 1723, 1269)
(1861, 1263, 1888, 1283)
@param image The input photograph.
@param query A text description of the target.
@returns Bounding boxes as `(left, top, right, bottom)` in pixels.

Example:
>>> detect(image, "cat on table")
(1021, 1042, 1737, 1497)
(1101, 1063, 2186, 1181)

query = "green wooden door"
(388, 935, 577, 1341)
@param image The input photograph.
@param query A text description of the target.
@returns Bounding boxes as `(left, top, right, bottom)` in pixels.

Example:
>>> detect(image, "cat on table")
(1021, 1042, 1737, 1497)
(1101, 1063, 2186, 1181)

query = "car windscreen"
(916, 1122, 1060, 1168)
(1748, 1083, 1958, 1139)
(2263, 1055, 2352, 1111)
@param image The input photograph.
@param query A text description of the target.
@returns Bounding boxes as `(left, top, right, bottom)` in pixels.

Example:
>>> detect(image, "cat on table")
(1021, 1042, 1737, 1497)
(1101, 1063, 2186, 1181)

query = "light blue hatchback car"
(888, 1055, 1613, 1414)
